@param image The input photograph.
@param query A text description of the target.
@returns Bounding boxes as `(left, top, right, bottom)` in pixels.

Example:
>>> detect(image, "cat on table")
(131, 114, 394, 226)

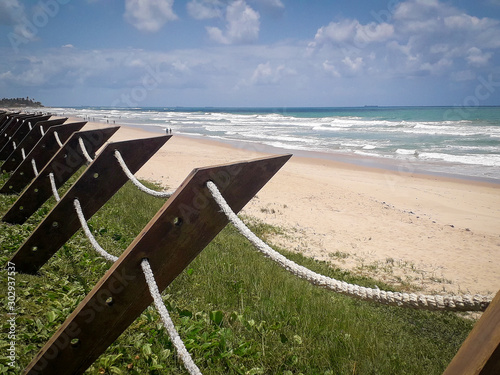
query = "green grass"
(0, 172, 474, 374)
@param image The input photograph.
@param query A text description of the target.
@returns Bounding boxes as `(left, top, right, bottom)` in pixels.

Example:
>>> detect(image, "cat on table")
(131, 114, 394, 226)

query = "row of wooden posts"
(1, 110, 498, 374)
(0, 110, 289, 374)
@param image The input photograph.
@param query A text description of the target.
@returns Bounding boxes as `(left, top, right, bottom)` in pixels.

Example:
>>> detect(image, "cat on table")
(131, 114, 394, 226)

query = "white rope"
(28, 122, 32, 131)
(40, 126, 45, 136)
(114, 150, 174, 198)
(31, 159, 39, 176)
(206, 181, 491, 312)
(54, 131, 63, 147)
(12, 141, 16, 149)
(48, 173, 60, 202)
(21, 148, 26, 160)
(78, 137, 94, 164)
(141, 259, 202, 375)
(73, 199, 118, 263)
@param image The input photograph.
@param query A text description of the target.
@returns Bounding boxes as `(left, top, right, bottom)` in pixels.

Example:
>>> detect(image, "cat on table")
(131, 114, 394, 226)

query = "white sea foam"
(419, 152, 500, 167)
(45, 107, 500, 180)
(396, 149, 417, 155)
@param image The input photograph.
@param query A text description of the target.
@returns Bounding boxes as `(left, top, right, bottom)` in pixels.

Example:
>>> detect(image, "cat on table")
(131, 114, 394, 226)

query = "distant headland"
(0, 97, 43, 107)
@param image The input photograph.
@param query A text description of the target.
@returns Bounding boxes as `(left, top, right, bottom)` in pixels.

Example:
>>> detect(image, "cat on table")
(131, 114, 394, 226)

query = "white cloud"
(466, 47, 492, 67)
(310, 0, 500, 80)
(322, 60, 340, 77)
(251, 0, 284, 8)
(393, 0, 444, 21)
(342, 56, 364, 72)
(313, 19, 394, 49)
(187, 0, 223, 20)
(124, 0, 177, 32)
(0, 0, 25, 25)
(250, 0, 284, 15)
(249, 61, 295, 84)
(206, 0, 260, 44)
(1, 0, 38, 43)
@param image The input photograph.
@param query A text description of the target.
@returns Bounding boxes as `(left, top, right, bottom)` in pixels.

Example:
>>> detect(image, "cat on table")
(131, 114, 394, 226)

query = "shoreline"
(75, 119, 500, 297)
(100, 122, 500, 186)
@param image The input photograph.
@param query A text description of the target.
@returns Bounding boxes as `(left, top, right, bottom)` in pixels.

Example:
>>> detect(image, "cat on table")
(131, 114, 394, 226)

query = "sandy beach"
(82, 120, 500, 297)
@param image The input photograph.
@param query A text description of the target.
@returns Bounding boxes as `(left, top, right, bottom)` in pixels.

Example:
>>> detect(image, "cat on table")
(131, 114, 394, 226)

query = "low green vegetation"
(0, 97, 43, 108)
(0, 172, 474, 374)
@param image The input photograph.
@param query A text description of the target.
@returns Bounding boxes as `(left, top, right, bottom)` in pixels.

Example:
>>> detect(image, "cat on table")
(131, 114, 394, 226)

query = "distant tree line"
(0, 97, 43, 107)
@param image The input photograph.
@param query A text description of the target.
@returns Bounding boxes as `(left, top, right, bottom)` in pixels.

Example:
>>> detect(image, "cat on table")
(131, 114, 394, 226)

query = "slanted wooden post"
(0, 127, 117, 197)
(10, 136, 171, 273)
(23, 154, 291, 375)
(0, 115, 51, 159)
(0, 114, 48, 151)
(0, 112, 13, 130)
(443, 290, 500, 375)
(1, 118, 69, 172)
(0, 114, 31, 142)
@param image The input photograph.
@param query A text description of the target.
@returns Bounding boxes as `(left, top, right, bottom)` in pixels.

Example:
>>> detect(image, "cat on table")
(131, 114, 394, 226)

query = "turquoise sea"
(47, 106, 500, 182)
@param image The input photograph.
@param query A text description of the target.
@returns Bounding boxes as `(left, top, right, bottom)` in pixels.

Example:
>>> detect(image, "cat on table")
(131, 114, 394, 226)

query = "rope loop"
(73, 198, 118, 262)
(141, 259, 203, 375)
(40, 126, 45, 136)
(21, 148, 26, 160)
(78, 137, 94, 164)
(31, 159, 39, 177)
(206, 181, 492, 312)
(48, 173, 60, 202)
(54, 131, 63, 147)
(114, 150, 174, 198)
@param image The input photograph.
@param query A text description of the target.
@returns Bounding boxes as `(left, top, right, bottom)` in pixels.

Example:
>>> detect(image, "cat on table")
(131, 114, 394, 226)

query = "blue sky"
(1, 0, 500, 107)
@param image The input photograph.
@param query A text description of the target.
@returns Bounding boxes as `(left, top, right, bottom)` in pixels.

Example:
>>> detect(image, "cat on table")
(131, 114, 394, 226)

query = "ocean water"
(47, 106, 500, 182)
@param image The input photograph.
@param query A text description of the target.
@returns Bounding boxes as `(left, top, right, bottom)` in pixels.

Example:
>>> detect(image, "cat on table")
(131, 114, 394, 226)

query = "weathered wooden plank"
(0, 114, 47, 151)
(23, 153, 291, 375)
(0, 114, 30, 139)
(1, 118, 70, 172)
(2, 118, 75, 173)
(10, 135, 170, 274)
(443, 290, 500, 375)
(2, 127, 119, 224)
(0, 115, 51, 159)
(0, 112, 12, 130)
(0, 114, 13, 134)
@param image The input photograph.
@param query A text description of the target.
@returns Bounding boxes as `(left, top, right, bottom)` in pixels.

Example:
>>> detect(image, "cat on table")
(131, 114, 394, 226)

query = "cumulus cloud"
(187, 0, 223, 20)
(206, 0, 260, 44)
(1, 0, 38, 43)
(466, 47, 492, 67)
(310, 0, 500, 79)
(0, 0, 25, 25)
(314, 19, 394, 47)
(124, 0, 177, 32)
(252, 0, 284, 8)
(322, 60, 340, 77)
(249, 61, 295, 84)
(342, 56, 364, 72)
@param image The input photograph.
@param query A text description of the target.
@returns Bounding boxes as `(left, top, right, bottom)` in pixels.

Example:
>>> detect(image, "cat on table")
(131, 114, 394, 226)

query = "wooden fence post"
(1, 114, 30, 143)
(22, 154, 291, 375)
(443, 290, 500, 375)
(1, 118, 69, 172)
(9, 136, 171, 274)
(0, 127, 117, 197)
(0, 115, 51, 159)
(0, 114, 49, 151)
